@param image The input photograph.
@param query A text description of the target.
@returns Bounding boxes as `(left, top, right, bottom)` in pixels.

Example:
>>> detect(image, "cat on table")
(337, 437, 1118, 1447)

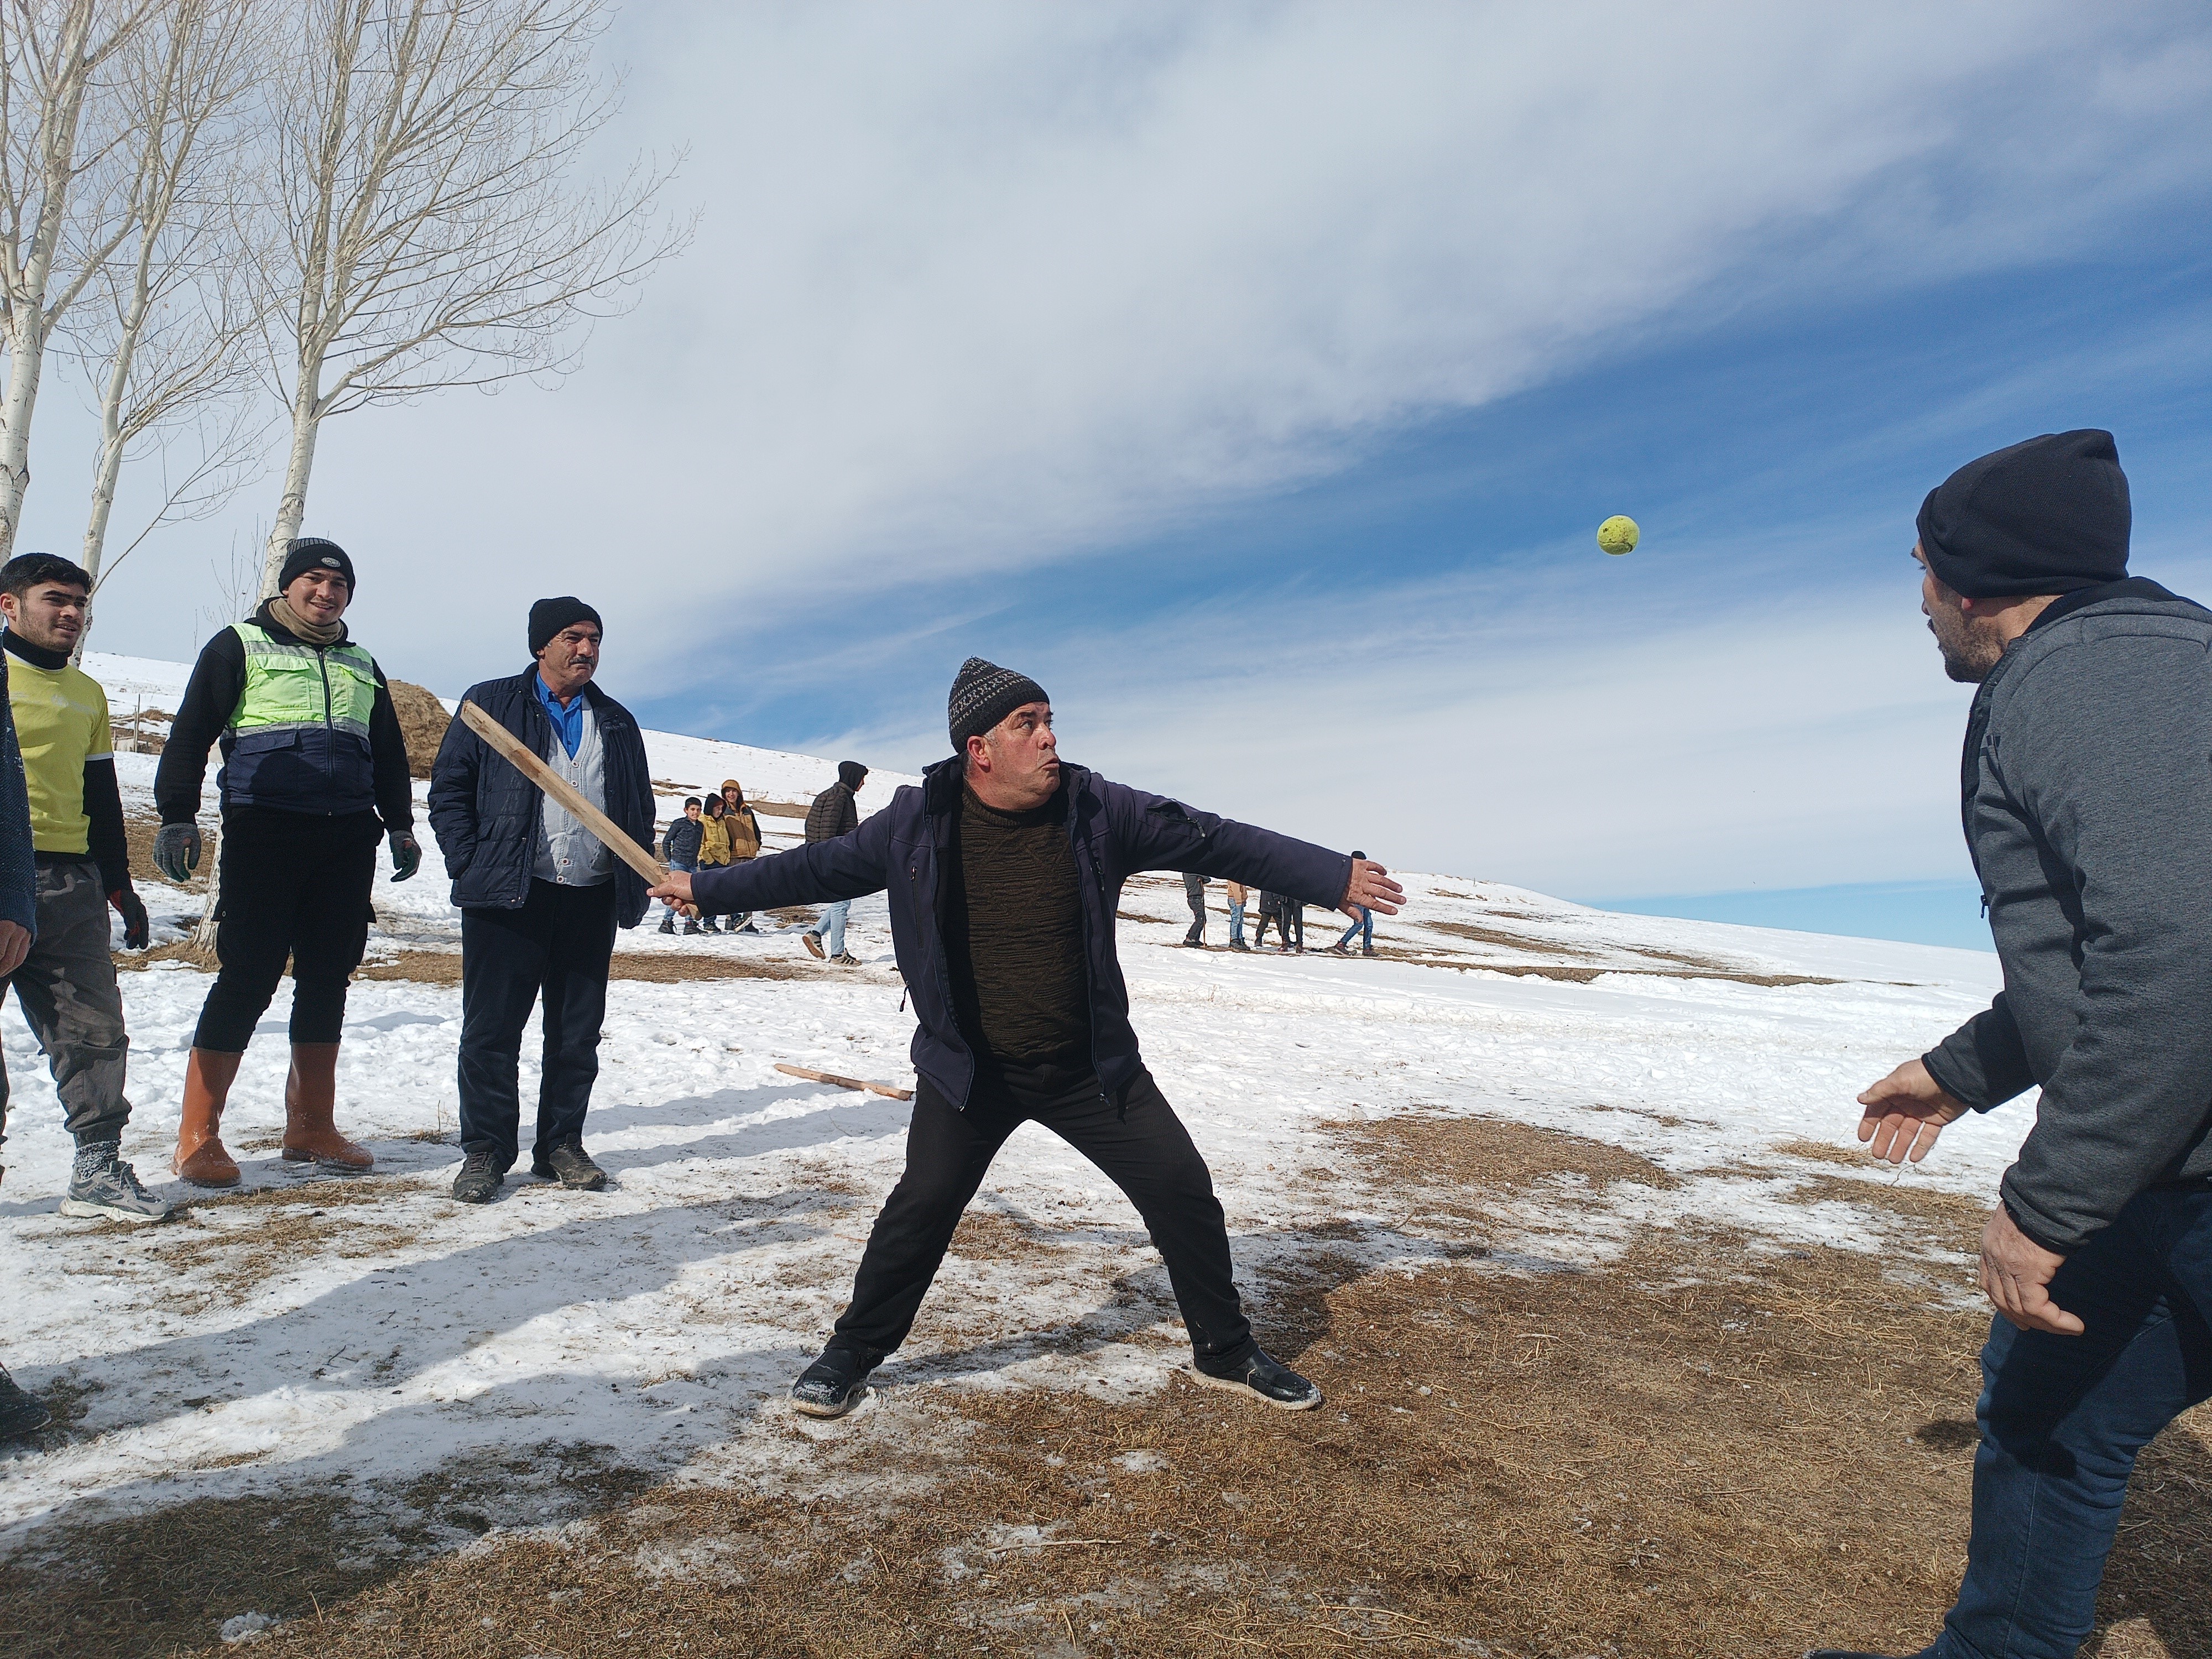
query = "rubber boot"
(280, 1043, 373, 1172)
(173, 1048, 244, 1188)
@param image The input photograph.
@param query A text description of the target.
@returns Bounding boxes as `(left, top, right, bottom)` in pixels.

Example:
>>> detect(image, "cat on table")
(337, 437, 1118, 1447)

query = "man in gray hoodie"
(1814, 430, 2212, 1659)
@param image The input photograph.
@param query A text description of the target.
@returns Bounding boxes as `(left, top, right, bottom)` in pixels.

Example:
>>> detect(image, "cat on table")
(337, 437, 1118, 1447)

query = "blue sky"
(42, 3, 2212, 950)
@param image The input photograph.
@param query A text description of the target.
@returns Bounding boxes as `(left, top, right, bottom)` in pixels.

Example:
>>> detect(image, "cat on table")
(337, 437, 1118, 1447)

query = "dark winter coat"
(805, 779, 859, 843)
(692, 758, 1350, 1108)
(425, 666, 655, 927)
(1922, 580, 2212, 1253)
(662, 814, 704, 866)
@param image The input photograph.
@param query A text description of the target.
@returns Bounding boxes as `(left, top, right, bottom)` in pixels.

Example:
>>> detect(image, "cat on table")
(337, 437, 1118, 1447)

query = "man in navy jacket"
(429, 598, 655, 1205)
(658, 656, 1403, 1417)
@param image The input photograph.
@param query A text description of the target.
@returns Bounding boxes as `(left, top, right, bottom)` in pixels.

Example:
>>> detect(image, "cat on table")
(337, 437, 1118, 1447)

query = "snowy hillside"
(1, 654, 2021, 1646)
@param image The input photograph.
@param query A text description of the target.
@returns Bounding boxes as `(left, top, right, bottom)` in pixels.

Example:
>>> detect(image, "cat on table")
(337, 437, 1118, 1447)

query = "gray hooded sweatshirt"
(1923, 580, 2212, 1253)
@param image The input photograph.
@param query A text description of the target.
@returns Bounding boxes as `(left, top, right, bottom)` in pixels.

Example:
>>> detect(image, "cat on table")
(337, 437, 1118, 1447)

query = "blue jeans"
(815, 898, 850, 956)
(1337, 906, 1372, 950)
(1228, 901, 1246, 946)
(1929, 1184, 2212, 1659)
(663, 855, 696, 919)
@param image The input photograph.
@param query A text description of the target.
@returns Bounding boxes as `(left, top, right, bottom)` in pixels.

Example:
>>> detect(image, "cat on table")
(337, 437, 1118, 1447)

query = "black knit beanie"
(1917, 430, 2130, 599)
(948, 656, 1048, 749)
(838, 760, 868, 789)
(278, 536, 354, 592)
(529, 596, 603, 654)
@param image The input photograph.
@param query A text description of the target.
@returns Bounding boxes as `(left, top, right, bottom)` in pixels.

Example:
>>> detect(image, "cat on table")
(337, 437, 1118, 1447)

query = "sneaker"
(1361, 946, 1376, 957)
(830, 952, 861, 967)
(60, 1142, 171, 1224)
(1189, 1348, 1322, 1411)
(451, 1150, 503, 1204)
(801, 931, 825, 960)
(736, 920, 761, 934)
(1228, 940, 1251, 952)
(1328, 942, 1351, 956)
(0, 1363, 51, 1439)
(659, 915, 676, 935)
(531, 1140, 607, 1191)
(682, 919, 702, 936)
(790, 1346, 875, 1418)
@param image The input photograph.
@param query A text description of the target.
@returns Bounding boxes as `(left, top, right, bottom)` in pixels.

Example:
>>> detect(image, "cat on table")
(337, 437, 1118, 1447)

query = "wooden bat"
(457, 699, 695, 910)
(775, 1062, 915, 1102)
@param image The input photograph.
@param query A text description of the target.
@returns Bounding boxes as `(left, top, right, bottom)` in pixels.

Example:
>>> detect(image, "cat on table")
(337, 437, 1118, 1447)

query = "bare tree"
(71, 0, 269, 658)
(254, 0, 683, 593)
(0, 0, 159, 562)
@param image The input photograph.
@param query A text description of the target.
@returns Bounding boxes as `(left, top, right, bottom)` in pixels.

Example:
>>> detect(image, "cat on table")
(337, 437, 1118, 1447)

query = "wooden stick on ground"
(775, 1062, 915, 1102)
(456, 700, 695, 911)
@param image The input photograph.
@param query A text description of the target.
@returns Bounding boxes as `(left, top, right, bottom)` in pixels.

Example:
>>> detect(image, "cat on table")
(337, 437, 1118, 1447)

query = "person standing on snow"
(654, 655, 1405, 1418)
(800, 761, 867, 964)
(1817, 432, 2212, 1659)
(1182, 870, 1208, 948)
(1223, 879, 1252, 952)
(428, 598, 654, 1205)
(1331, 853, 1376, 956)
(0, 627, 53, 1438)
(659, 797, 704, 935)
(154, 539, 420, 1188)
(718, 778, 763, 933)
(0, 554, 165, 1223)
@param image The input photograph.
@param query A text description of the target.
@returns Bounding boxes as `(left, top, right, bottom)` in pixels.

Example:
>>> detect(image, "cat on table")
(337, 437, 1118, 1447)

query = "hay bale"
(385, 679, 452, 780)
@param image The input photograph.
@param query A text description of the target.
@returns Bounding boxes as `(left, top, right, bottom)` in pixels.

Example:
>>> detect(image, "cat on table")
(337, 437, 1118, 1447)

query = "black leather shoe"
(532, 1141, 607, 1191)
(1190, 1347, 1323, 1411)
(790, 1347, 875, 1418)
(451, 1151, 503, 1204)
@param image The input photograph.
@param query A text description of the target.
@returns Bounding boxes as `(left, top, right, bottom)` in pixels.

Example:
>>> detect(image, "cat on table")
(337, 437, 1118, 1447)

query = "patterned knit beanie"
(948, 656, 1048, 750)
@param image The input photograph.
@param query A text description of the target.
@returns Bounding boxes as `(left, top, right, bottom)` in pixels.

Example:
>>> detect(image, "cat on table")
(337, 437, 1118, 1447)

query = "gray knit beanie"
(948, 656, 1048, 750)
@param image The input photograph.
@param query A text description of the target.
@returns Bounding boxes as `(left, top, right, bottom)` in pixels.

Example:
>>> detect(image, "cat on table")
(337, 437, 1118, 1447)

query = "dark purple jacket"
(692, 758, 1350, 1108)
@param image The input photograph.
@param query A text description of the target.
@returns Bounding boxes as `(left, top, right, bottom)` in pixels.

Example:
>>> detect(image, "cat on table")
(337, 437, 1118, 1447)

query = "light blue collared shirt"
(535, 673, 584, 758)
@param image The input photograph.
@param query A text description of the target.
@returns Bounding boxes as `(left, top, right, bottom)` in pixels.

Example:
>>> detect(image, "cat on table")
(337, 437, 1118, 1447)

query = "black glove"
(108, 884, 149, 950)
(389, 830, 421, 882)
(153, 822, 201, 884)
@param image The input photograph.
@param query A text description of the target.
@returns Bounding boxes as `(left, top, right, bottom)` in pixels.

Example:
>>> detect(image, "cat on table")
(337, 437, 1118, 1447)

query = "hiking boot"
(790, 1347, 875, 1418)
(61, 1142, 172, 1224)
(659, 915, 676, 935)
(451, 1151, 503, 1204)
(0, 1364, 50, 1440)
(1189, 1348, 1322, 1411)
(1360, 946, 1375, 957)
(682, 918, 702, 936)
(830, 952, 861, 967)
(531, 1140, 607, 1191)
(801, 931, 825, 960)
(1229, 940, 1251, 952)
(735, 920, 760, 934)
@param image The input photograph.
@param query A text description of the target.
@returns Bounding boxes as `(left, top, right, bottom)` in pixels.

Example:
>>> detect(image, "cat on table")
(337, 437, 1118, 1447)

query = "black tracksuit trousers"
(829, 1067, 1258, 1375)
(193, 807, 381, 1051)
(458, 879, 616, 1173)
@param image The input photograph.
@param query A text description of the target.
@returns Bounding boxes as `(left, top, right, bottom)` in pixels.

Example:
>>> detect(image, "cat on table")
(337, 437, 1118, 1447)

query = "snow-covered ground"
(0, 654, 2020, 1556)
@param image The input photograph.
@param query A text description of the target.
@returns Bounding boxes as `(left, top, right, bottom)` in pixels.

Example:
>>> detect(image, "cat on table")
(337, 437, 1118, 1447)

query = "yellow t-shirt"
(7, 654, 111, 853)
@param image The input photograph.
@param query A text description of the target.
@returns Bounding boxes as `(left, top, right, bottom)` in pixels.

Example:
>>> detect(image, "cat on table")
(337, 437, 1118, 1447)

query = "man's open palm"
(1856, 1056, 1969, 1164)
(1343, 859, 1404, 919)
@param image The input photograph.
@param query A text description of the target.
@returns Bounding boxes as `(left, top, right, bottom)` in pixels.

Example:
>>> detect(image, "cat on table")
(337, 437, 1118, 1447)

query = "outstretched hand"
(1855, 1056, 1969, 1165)
(1342, 858, 1404, 919)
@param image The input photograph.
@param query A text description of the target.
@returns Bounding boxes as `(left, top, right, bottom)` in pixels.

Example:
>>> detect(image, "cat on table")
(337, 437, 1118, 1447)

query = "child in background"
(660, 798, 704, 935)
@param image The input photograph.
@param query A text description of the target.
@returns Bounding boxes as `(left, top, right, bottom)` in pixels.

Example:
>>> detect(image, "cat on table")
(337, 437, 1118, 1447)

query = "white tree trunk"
(259, 389, 319, 595)
(0, 330, 50, 564)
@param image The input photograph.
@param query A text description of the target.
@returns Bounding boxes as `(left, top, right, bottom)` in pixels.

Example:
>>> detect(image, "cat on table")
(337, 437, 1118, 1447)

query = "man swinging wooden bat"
(652, 656, 1405, 1418)
(427, 598, 659, 1204)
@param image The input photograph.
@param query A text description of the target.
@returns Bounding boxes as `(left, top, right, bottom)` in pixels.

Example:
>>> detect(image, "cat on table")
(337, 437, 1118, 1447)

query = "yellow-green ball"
(1596, 514, 1639, 555)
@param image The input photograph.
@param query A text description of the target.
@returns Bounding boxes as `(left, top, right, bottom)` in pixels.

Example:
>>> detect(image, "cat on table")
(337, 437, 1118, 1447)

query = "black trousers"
(1183, 888, 1206, 945)
(1280, 905, 1305, 948)
(458, 879, 616, 1172)
(830, 1067, 1258, 1374)
(194, 807, 380, 1051)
